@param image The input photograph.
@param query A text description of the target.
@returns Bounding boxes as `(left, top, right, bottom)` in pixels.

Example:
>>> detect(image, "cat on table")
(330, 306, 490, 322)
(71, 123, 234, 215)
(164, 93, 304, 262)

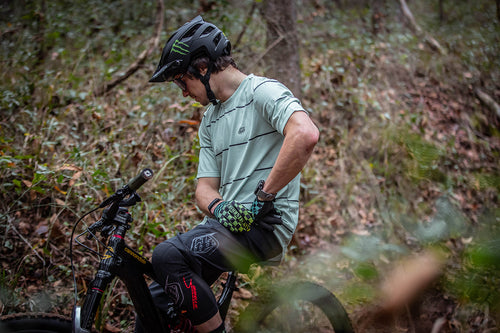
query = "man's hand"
(212, 195, 283, 233)
(213, 200, 254, 233)
(251, 198, 275, 220)
(251, 198, 282, 231)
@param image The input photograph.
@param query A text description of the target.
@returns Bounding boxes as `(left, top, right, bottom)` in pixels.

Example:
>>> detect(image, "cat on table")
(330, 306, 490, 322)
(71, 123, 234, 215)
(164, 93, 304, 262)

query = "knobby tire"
(236, 281, 354, 333)
(0, 313, 73, 333)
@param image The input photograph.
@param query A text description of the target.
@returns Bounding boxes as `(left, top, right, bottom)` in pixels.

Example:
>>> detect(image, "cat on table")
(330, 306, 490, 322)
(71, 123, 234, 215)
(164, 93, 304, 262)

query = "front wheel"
(236, 281, 354, 333)
(0, 313, 72, 333)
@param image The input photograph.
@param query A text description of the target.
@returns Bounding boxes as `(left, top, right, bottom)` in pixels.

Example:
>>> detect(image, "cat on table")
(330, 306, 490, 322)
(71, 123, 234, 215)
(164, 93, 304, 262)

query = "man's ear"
(198, 64, 208, 76)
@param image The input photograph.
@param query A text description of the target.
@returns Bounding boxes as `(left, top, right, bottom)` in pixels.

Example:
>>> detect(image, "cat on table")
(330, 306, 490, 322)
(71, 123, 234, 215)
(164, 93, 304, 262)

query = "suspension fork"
(74, 211, 131, 332)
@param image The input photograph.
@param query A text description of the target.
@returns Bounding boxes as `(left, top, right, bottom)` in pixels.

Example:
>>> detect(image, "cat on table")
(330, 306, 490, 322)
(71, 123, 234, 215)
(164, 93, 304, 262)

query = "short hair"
(188, 55, 237, 76)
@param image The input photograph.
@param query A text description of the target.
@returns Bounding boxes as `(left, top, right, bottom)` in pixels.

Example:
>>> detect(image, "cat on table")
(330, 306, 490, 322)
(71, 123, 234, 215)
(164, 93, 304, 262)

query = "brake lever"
(119, 192, 142, 207)
(85, 203, 117, 239)
(86, 218, 105, 239)
(98, 190, 124, 208)
(101, 225, 116, 238)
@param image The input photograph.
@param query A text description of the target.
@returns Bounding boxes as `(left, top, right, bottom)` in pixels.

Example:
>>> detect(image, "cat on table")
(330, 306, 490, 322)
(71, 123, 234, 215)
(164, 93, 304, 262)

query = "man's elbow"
(304, 124, 320, 152)
(194, 181, 207, 208)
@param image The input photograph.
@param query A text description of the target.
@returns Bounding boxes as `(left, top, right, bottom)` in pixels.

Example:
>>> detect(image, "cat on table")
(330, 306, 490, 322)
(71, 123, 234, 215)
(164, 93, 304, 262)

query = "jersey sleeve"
(253, 80, 305, 134)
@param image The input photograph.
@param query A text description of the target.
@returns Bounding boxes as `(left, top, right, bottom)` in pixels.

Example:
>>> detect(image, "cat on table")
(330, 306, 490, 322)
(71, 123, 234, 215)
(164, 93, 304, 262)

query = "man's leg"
(151, 236, 225, 329)
(134, 281, 174, 333)
(195, 311, 224, 333)
(145, 220, 281, 332)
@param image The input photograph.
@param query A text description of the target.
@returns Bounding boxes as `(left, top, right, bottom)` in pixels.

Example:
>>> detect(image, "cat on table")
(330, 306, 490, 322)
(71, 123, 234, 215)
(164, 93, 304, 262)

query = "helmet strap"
(193, 62, 218, 105)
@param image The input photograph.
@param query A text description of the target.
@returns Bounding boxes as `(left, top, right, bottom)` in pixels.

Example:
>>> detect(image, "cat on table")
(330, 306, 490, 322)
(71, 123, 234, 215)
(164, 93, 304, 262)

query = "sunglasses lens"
(173, 79, 186, 91)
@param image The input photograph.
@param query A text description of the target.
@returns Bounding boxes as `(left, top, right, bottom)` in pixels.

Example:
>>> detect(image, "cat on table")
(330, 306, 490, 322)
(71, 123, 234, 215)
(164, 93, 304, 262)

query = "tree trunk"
(35, 0, 47, 66)
(258, 0, 302, 98)
(497, 0, 500, 22)
(439, 0, 444, 22)
(371, 0, 386, 36)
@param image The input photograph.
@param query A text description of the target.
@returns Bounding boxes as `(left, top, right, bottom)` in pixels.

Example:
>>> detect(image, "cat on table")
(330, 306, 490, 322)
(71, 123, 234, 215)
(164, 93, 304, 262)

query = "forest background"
(1, 0, 499, 332)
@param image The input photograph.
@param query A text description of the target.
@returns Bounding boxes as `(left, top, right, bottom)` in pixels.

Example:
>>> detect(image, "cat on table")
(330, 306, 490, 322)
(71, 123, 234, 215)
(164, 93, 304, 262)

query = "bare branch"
(246, 34, 284, 72)
(233, 1, 257, 50)
(399, 0, 422, 34)
(94, 0, 164, 96)
(7, 215, 46, 266)
(399, 0, 446, 55)
(475, 88, 500, 119)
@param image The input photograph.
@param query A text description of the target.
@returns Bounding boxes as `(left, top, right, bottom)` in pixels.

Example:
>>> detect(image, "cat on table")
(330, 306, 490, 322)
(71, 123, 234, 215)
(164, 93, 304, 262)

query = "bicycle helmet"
(150, 16, 231, 104)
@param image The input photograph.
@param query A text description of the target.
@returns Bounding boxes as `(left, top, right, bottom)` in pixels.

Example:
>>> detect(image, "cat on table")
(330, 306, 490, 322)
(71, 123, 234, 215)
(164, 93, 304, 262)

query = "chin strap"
(194, 62, 218, 105)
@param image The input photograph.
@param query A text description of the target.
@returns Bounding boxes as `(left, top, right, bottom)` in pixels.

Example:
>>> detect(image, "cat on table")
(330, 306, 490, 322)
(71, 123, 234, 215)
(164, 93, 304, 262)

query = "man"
(141, 16, 319, 333)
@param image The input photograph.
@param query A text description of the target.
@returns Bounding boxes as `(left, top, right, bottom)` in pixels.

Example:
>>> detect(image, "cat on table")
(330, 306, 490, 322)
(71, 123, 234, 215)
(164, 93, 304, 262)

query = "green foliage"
(446, 209, 500, 311)
(401, 133, 446, 183)
(0, 0, 498, 331)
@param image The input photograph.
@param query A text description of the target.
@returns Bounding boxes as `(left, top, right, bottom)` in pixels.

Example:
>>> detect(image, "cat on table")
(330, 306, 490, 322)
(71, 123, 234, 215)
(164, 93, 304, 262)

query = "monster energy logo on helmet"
(171, 40, 189, 55)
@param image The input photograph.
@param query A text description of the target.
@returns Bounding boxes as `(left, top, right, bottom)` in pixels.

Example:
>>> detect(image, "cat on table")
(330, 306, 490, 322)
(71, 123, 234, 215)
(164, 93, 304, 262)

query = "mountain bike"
(1, 168, 354, 333)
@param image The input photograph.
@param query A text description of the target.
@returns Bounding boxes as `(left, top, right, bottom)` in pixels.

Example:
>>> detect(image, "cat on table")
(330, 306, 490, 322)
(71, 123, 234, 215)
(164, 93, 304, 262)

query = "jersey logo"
(171, 40, 189, 55)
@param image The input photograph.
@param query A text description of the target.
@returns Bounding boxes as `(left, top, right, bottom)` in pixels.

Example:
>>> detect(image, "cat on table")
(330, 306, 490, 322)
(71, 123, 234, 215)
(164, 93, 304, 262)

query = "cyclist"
(140, 15, 319, 333)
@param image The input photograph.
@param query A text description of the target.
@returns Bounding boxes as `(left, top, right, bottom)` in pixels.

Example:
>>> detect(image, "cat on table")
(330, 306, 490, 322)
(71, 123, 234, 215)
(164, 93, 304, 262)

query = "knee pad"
(152, 241, 186, 279)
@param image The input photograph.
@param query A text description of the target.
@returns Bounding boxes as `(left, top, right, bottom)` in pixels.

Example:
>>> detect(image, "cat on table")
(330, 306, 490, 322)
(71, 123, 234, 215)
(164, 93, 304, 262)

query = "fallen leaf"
(104, 323, 121, 333)
(179, 119, 200, 126)
(69, 170, 82, 186)
(36, 224, 49, 235)
(235, 288, 253, 300)
(59, 164, 82, 172)
(18, 222, 31, 235)
(54, 185, 67, 195)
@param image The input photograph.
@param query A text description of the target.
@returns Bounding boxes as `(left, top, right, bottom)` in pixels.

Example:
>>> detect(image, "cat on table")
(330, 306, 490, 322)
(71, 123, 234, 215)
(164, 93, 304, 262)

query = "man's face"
(173, 73, 187, 91)
(173, 73, 209, 106)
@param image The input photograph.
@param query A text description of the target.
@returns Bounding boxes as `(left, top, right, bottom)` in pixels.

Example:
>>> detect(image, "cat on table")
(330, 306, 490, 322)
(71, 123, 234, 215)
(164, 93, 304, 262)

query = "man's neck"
(211, 66, 247, 103)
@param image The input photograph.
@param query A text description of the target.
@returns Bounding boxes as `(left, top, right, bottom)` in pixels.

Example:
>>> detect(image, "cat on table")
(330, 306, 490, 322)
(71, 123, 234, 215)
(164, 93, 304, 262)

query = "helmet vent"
(184, 23, 202, 39)
(202, 26, 215, 36)
(213, 32, 222, 46)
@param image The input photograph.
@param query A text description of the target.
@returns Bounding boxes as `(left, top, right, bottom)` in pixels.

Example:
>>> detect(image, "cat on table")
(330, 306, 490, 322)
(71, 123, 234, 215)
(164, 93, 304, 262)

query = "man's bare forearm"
(195, 177, 222, 216)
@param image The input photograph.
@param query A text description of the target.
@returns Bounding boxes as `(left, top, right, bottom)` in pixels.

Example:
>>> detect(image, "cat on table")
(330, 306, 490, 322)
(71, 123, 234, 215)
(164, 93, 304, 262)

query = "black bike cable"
(69, 207, 99, 306)
(74, 230, 103, 256)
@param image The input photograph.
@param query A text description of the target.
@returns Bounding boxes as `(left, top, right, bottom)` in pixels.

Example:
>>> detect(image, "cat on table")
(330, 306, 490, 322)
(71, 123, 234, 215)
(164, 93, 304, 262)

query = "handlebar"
(125, 168, 154, 192)
(88, 168, 154, 237)
(98, 168, 154, 208)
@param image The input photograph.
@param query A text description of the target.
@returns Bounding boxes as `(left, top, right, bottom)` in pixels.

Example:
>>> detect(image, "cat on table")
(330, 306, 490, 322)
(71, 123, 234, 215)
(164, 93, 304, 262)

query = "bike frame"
(72, 206, 238, 333)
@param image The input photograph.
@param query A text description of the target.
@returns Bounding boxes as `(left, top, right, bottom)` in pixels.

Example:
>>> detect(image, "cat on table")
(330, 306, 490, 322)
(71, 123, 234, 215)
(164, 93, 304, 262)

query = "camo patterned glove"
(213, 200, 254, 233)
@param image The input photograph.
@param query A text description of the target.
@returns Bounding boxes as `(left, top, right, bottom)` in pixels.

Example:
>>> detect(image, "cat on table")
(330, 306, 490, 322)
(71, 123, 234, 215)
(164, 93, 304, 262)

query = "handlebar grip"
(126, 168, 154, 192)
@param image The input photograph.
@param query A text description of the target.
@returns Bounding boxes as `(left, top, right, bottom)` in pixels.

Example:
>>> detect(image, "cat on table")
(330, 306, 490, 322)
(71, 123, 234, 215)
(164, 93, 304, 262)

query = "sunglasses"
(173, 73, 187, 91)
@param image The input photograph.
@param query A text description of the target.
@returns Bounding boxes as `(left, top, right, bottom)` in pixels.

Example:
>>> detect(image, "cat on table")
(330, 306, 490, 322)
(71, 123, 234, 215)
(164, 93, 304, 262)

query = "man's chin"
(191, 96, 205, 105)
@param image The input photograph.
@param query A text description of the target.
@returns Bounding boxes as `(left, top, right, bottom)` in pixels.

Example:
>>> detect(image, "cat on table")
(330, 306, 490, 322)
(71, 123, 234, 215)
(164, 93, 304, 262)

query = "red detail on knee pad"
(183, 277, 199, 310)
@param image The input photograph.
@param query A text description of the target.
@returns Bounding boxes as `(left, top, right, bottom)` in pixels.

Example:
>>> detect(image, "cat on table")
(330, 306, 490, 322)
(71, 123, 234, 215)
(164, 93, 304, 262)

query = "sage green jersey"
(197, 74, 306, 256)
